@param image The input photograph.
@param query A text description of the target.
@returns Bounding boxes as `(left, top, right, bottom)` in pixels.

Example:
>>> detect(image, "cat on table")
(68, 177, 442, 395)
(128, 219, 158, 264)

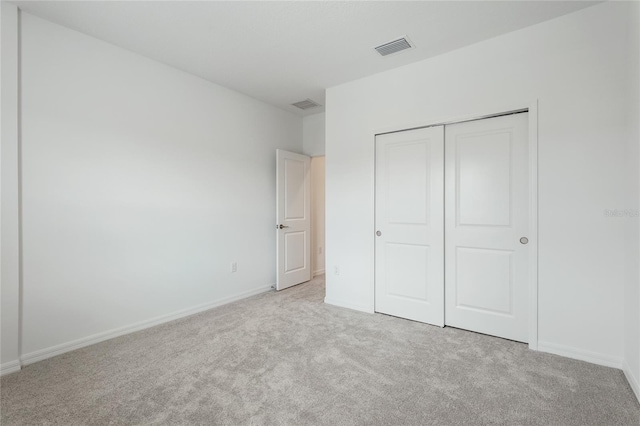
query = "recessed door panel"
(385, 243, 429, 301)
(284, 158, 306, 220)
(284, 231, 306, 273)
(375, 126, 444, 326)
(387, 141, 430, 225)
(456, 131, 512, 227)
(455, 247, 513, 315)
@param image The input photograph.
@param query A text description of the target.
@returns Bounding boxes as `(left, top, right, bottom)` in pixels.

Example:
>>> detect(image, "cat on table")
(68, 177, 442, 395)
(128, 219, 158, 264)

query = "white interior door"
(375, 126, 445, 326)
(445, 113, 529, 342)
(276, 149, 311, 290)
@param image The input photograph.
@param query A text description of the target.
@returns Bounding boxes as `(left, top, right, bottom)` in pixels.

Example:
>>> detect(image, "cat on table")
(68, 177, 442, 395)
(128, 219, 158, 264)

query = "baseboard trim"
(623, 362, 640, 404)
(312, 269, 325, 277)
(21, 285, 273, 366)
(1, 360, 21, 376)
(324, 297, 373, 314)
(537, 341, 623, 369)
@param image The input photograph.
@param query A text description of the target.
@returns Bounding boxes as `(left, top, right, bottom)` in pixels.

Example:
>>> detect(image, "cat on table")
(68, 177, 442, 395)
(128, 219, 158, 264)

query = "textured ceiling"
(14, 1, 598, 116)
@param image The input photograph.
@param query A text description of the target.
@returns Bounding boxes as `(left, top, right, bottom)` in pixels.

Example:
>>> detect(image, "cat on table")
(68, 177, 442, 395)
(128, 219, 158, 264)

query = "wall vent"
(374, 36, 414, 57)
(291, 99, 321, 110)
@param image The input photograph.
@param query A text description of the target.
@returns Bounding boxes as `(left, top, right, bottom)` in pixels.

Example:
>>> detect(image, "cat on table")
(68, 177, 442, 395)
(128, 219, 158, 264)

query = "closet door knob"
(376, 230, 382, 236)
(520, 237, 529, 244)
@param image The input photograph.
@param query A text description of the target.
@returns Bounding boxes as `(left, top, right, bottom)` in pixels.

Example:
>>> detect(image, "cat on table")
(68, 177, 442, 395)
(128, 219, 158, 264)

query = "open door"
(276, 149, 311, 290)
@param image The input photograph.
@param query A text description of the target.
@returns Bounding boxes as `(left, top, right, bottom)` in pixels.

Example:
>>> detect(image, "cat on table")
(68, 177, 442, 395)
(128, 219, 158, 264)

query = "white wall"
(15, 13, 302, 362)
(624, 0, 640, 402)
(303, 113, 325, 157)
(1, 2, 22, 374)
(325, 2, 632, 368)
(310, 157, 325, 277)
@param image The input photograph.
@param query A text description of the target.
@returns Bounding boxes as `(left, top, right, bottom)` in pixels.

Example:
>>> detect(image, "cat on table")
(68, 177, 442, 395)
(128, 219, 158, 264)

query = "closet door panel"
(445, 113, 530, 343)
(375, 126, 445, 326)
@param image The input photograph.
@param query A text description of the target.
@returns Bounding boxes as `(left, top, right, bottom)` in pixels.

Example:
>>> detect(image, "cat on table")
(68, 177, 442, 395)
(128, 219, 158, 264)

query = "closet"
(374, 112, 530, 342)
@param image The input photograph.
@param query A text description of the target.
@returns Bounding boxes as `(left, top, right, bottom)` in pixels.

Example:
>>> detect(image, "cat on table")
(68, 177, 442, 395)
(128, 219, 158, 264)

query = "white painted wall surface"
(19, 13, 302, 359)
(303, 113, 325, 157)
(1, 2, 22, 374)
(325, 2, 631, 366)
(624, 0, 640, 401)
(310, 157, 325, 277)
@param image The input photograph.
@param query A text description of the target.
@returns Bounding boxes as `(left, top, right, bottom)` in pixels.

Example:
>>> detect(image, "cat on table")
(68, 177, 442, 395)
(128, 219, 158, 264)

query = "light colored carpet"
(1, 275, 639, 425)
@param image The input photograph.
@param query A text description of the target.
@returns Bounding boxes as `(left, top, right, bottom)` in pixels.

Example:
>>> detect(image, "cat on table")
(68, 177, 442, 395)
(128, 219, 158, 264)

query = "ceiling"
(14, 1, 598, 116)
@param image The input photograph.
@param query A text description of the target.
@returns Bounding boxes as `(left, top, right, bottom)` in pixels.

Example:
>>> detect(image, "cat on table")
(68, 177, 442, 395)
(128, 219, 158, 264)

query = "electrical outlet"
(231, 262, 237, 273)
(334, 266, 340, 276)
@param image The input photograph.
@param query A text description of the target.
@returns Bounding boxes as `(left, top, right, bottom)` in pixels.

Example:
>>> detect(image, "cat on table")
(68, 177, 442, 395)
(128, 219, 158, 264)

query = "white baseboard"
(324, 297, 373, 314)
(1, 360, 21, 376)
(623, 362, 640, 404)
(313, 269, 325, 277)
(21, 285, 273, 366)
(537, 341, 623, 369)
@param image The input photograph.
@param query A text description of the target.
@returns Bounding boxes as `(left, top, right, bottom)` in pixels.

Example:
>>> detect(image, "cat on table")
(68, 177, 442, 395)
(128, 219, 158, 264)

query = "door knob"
(376, 230, 382, 236)
(520, 237, 529, 244)
(277, 224, 289, 229)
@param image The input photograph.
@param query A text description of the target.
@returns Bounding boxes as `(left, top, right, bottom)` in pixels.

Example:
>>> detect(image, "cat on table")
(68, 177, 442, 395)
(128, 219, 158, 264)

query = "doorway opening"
(275, 150, 325, 291)
(310, 156, 326, 279)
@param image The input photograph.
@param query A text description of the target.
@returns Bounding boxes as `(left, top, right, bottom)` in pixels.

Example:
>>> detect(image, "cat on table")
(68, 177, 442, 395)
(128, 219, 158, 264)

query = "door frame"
(372, 100, 539, 350)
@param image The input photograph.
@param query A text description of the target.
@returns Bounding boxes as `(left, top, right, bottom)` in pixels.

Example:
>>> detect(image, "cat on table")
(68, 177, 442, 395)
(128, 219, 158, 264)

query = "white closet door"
(444, 113, 529, 342)
(375, 126, 445, 326)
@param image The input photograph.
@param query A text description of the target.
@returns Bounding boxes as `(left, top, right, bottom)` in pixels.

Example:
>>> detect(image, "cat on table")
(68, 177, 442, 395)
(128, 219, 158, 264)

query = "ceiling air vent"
(292, 99, 321, 110)
(374, 36, 414, 57)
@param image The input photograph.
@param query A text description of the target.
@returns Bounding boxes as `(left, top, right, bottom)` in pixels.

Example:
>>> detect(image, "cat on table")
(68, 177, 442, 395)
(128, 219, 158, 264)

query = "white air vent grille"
(375, 37, 414, 56)
(292, 99, 321, 110)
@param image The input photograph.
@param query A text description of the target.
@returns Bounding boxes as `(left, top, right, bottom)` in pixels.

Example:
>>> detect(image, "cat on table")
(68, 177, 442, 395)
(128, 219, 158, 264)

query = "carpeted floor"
(1, 275, 639, 425)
